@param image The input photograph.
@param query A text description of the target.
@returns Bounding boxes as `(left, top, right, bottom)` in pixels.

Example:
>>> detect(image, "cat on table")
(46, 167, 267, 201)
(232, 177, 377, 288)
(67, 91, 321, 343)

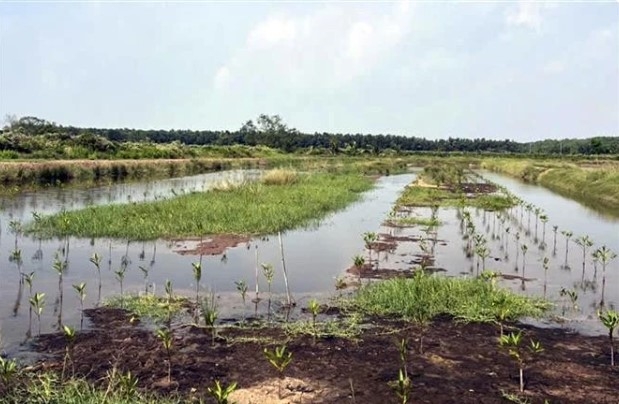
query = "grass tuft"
(350, 273, 548, 323)
(105, 294, 188, 324)
(260, 168, 299, 185)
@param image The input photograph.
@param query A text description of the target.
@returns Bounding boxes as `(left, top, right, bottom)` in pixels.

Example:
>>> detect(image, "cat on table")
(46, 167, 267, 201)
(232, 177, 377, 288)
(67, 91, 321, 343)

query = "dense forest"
(1, 115, 617, 158)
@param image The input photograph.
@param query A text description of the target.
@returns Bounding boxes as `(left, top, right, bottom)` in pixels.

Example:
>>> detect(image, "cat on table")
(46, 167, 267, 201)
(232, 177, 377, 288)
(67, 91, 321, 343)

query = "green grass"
(1, 371, 187, 404)
(396, 184, 515, 211)
(481, 158, 619, 214)
(27, 172, 373, 240)
(105, 294, 189, 324)
(385, 216, 441, 227)
(350, 273, 548, 323)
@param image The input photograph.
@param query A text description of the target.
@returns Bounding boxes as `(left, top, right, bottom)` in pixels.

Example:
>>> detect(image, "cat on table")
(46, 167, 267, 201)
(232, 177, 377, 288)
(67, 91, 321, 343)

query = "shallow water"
(1, 168, 617, 356)
(0, 171, 415, 354)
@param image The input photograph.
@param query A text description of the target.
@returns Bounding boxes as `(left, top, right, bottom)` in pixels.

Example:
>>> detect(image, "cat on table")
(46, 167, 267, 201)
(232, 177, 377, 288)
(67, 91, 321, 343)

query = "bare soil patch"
(29, 308, 619, 403)
(173, 234, 251, 256)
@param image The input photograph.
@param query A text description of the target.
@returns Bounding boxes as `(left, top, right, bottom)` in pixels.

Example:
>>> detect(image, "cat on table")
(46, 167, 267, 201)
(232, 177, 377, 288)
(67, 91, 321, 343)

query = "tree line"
(2, 114, 618, 156)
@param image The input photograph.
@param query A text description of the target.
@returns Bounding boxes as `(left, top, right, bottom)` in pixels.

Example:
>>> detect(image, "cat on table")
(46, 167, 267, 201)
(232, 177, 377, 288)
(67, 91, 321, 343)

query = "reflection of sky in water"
(0, 172, 415, 353)
(1, 169, 616, 353)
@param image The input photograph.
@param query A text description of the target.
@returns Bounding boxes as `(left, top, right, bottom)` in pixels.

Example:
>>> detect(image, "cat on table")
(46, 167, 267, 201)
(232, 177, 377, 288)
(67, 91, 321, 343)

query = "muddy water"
(0, 172, 415, 354)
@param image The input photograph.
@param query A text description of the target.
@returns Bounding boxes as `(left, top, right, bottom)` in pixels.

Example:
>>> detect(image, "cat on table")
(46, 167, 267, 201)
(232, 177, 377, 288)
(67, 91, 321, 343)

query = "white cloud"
(506, 1, 542, 31)
(542, 60, 565, 74)
(212, 1, 414, 92)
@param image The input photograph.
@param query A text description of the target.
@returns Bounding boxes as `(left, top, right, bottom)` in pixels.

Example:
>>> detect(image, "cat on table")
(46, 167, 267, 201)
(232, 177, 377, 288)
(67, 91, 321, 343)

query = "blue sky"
(0, 1, 617, 141)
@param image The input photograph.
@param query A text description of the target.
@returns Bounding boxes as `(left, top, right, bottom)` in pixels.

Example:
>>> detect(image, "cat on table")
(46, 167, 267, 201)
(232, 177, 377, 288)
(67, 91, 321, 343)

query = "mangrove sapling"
(23, 272, 34, 338)
(207, 380, 238, 404)
(392, 368, 412, 404)
(552, 225, 559, 256)
(114, 266, 127, 306)
(61, 325, 76, 379)
(596, 246, 617, 304)
(308, 299, 320, 343)
(278, 231, 294, 308)
(476, 245, 490, 276)
(597, 309, 619, 366)
(262, 263, 275, 319)
(139, 265, 149, 294)
(499, 331, 543, 393)
(539, 215, 548, 249)
(254, 244, 260, 304)
(514, 232, 521, 272)
(8, 219, 22, 251)
(156, 327, 173, 384)
(201, 293, 219, 346)
(533, 207, 542, 242)
(72, 282, 86, 330)
(264, 345, 293, 397)
(561, 230, 573, 269)
(192, 262, 202, 323)
(542, 257, 549, 299)
(504, 227, 511, 259)
(520, 244, 528, 280)
(235, 280, 248, 323)
(89, 252, 102, 305)
(575, 235, 594, 280)
(363, 231, 378, 268)
(352, 254, 366, 269)
(560, 288, 578, 312)
(29, 292, 45, 336)
(165, 279, 174, 326)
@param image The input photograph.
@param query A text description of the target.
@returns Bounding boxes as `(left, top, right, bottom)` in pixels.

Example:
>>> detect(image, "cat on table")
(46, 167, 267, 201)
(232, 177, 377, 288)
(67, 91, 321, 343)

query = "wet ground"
(26, 306, 618, 404)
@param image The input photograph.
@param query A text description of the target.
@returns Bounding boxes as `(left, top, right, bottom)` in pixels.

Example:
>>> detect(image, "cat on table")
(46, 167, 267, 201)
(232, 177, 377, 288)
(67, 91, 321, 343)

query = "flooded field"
(0, 168, 617, 356)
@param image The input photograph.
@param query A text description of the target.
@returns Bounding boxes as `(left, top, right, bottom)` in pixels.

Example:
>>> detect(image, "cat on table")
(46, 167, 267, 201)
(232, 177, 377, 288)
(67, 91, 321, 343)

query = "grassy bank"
(351, 273, 547, 323)
(481, 158, 619, 213)
(28, 171, 373, 240)
(0, 158, 266, 190)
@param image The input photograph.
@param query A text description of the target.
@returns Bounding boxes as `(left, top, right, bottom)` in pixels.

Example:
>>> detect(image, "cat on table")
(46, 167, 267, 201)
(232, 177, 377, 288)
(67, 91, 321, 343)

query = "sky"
(0, 1, 617, 141)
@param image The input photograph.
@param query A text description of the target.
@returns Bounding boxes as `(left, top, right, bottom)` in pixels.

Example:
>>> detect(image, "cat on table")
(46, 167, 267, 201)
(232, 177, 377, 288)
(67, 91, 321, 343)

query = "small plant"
(575, 235, 594, 277)
(264, 345, 292, 376)
(114, 266, 127, 302)
(72, 282, 86, 330)
(499, 330, 543, 393)
(352, 254, 365, 268)
(207, 380, 238, 404)
(391, 368, 412, 404)
(118, 370, 139, 398)
(29, 292, 45, 336)
(363, 231, 378, 267)
(560, 287, 578, 311)
(261, 263, 275, 296)
(307, 299, 320, 342)
(156, 327, 173, 383)
(192, 262, 202, 322)
(561, 230, 573, 269)
(235, 280, 248, 313)
(202, 293, 219, 346)
(597, 309, 619, 366)
(61, 325, 76, 379)
(165, 279, 174, 326)
(139, 265, 150, 294)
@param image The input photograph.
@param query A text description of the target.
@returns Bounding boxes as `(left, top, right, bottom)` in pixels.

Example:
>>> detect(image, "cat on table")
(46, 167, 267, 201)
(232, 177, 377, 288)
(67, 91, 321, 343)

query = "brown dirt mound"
(173, 234, 250, 256)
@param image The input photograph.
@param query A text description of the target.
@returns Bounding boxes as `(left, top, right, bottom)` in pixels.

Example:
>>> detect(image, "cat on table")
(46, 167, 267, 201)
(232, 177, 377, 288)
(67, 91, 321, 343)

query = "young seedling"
(192, 262, 202, 322)
(235, 280, 248, 322)
(165, 279, 174, 326)
(499, 330, 543, 393)
(596, 246, 617, 304)
(114, 266, 126, 305)
(391, 368, 412, 404)
(520, 244, 528, 277)
(264, 345, 292, 376)
(278, 231, 294, 308)
(475, 245, 490, 276)
(542, 257, 549, 299)
(363, 231, 378, 268)
(552, 225, 559, 255)
(575, 235, 594, 279)
(561, 230, 573, 269)
(23, 272, 35, 337)
(118, 371, 139, 398)
(29, 292, 45, 336)
(139, 265, 150, 294)
(560, 287, 578, 312)
(262, 262, 275, 319)
(53, 254, 68, 327)
(202, 293, 219, 346)
(89, 252, 102, 305)
(207, 380, 238, 404)
(156, 327, 173, 384)
(539, 214, 548, 248)
(352, 254, 365, 268)
(61, 325, 76, 379)
(72, 282, 86, 330)
(597, 309, 619, 366)
(307, 299, 320, 343)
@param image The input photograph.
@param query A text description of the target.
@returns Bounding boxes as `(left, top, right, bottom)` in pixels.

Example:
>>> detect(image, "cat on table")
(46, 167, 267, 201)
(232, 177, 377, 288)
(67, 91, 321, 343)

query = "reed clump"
(260, 168, 299, 185)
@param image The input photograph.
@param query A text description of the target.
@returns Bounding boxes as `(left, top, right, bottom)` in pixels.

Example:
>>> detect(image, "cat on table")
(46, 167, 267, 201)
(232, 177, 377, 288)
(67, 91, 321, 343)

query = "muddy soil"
(29, 307, 618, 404)
(173, 234, 251, 256)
